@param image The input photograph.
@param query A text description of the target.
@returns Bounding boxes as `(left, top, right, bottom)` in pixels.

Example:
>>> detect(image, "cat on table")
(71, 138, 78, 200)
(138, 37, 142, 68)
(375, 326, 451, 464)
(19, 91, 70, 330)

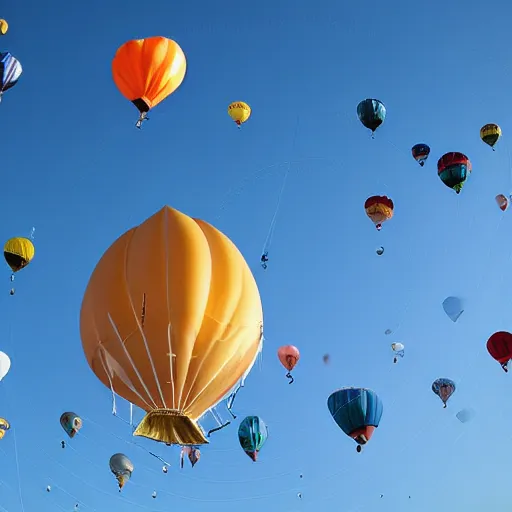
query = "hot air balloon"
(0, 20, 8, 36)
(277, 345, 300, 384)
(442, 296, 464, 322)
(109, 453, 133, 491)
(80, 206, 263, 446)
(0, 52, 22, 101)
(228, 102, 251, 127)
(327, 387, 383, 452)
(60, 412, 82, 438)
(376, 246, 384, 256)
(357, 99, 386, 137)
(323, 354, 330, 364)
(437, 152, 471, 194)
(364, 196, 394, 231)
(487, 331, 512, 372)
(480, 123, 501, 150)
(391, 342, 404, 363)
(456, 408, 475, 423)
(180, 446, 200, 468)
(112, 37, 187, 128)
(496, 194, 509, 212)
(432, 378, 455, 408)
(4, 237, 35, 286)
(0, 352, 10, 381)
(238, 415, 268, 462)
(0, 418, 9, 440)
(411, 143, 430, 166)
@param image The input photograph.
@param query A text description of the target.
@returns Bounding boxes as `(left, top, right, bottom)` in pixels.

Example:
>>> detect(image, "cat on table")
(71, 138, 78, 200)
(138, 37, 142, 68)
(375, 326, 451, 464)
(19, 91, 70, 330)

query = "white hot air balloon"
(0, 352, 11, 381)
(391, 342, 404, 363)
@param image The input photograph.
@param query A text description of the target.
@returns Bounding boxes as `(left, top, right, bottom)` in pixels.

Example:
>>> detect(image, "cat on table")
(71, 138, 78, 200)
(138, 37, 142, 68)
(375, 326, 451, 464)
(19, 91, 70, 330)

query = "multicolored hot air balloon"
(0, 418, 9, 440)
(0, 52, 22, 102)
(480, 123, 502, 150)
(411, 143, 430, 166)
(327, 387, 383, 452)
(60, 412, 82, 439)
(238, 416, 268, 462)
(357, 99, 386, 136)
(112, 37, 187, 128)
(442, 296, 464, 322)
(109, 453, 133, 491)
(391, 342, 404, 363)
(496, 194, 509, 212)
(437, 152, 471, 194)
(364, 196, 394, 231)
(228, 102, 251, 127)
(277, 345, 300, 384)
(432, 378, 456, 408)
(0, 20, 8, 36)
(80, 206, 263, 446)
(180, 446, 200, 468)
(487, 331, 512, 372)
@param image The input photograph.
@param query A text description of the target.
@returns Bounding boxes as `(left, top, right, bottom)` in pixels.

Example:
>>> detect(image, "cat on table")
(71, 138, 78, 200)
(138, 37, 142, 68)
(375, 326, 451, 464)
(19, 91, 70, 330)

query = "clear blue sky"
(1, 1, 512, 511)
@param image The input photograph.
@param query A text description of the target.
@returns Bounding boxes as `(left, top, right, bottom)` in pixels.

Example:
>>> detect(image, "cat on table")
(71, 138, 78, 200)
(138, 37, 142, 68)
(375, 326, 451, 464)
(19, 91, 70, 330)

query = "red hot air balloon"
(364, 196, 394, 231)
(487, 331, 512, 372)
(277, 345, 300, 384)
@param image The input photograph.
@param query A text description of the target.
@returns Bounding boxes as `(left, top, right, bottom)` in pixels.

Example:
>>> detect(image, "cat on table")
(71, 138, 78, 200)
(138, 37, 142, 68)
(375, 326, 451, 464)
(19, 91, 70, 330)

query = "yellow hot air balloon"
(4, 238, 35, 273)
(480, 123, 502, 150)
(0, 418, 10, 439)
(228, 101, 251, 127)
(0, 20, 8, 36)
(80, 206, 263, 445)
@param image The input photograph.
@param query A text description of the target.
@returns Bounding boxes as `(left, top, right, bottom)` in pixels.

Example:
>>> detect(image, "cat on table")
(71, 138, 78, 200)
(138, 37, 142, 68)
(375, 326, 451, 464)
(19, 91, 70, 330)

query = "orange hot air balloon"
(112, 37, 187, 128)
(277, 345, 300, 384)
(80, 206, 263, 446)
(364, 196, 394, 231)
(496, 194, 509, 212)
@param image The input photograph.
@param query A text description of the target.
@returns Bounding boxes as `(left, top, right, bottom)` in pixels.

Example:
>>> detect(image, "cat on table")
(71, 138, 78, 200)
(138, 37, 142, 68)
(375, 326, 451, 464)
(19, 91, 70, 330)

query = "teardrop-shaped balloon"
(496, 194, 509, 211)
(456, 408, 475, 423)
(442, 296, 464, 322)
(109, 453, 134, 491)
(0, 352, 11, 381)
(411, 143, 430, 166)
(432, 378, 456, 407)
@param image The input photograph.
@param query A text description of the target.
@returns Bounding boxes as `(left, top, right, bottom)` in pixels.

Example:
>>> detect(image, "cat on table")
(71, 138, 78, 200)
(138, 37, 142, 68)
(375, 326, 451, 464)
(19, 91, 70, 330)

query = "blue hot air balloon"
(442, 296, 464, 322)
(411, 143, 430, 166)
(327, 387, 383, 452)
(0, 52, 22, 101)
(238, 416, 268, 462)
(357, 99, 386, 137)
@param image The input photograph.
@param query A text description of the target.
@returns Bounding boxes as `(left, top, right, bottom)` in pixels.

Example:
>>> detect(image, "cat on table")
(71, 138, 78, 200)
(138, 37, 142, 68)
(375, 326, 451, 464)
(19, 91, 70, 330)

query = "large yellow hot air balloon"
(0, 418, 10, 439)
(0, 20, 8, 36)
(4, 237, 35, 273)
(228, 102, 251, 127)
(80, 206, 263, 446)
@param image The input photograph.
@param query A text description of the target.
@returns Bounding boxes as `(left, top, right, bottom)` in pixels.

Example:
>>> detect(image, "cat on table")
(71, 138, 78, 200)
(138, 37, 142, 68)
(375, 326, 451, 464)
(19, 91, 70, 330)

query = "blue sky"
(1, 0, 512, 511)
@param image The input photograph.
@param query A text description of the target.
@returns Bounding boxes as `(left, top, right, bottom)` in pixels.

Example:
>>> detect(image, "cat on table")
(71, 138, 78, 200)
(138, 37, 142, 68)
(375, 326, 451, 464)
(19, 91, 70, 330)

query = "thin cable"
(12, 427, 25, 512)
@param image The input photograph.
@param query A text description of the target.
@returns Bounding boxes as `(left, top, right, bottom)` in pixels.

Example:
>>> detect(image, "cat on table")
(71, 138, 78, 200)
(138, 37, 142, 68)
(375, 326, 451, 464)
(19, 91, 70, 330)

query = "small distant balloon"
(432, 378, 456, 408)
(323, 354, 330, 364)
(152, 491, 157, 499)
(46, 486, 51, 492)
(411, 143, 430, 166)
(384, 329, 392, 335)
(297, 493, 302, 499)
(480, 123, 502, 150)
(456, 408, 475, 423)
(496, 194, 509, 212)
(442, 296, 464, 322)
(391, 342, 404, 363)
(0, 20, 8, 36)
(376, 246, 384, 256)
(162, 466, 168, 473)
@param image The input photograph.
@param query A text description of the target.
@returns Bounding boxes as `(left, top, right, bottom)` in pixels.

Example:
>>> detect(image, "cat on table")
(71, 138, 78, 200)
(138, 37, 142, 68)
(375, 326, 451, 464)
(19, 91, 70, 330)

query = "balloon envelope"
(0, 352, 10, 381)
(456, 408, 475, 423)
(442, 296, 464, 322)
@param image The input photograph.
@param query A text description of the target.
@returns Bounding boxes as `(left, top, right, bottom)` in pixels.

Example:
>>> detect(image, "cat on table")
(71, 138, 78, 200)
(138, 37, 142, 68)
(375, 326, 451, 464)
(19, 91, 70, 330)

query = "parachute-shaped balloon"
(442, 296, 464, 322)
(0, 418, 9, 440)
(357, 99, 386, 136)
(487, 331, 512, 372)
(327, 387, 383, 452)
(432, 378, 456, 408)
(480, 123, 502, 150)
(60, 412, 82, 439)
(4, 237, 35, 274)
(109, 453, 133, 491)
(496, 194, 509, 212)
(0, 52, 22, 102)
(411, 143, 430, 167)
(277, 345, 300, 384)
(437, 152, 471, 194)
(238, 416, 268, 462)
(456, 408, 475, 423)
(112, 37, 187, 128)
(0, 20, 8, 36)
(180, 446, 200, 468)
(0, 352, 10, 381)
(80, 206, 263, 446)
(364, 196, 394, 231)
(391, 342, 404, 363)
(228, 102, 251, 127)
